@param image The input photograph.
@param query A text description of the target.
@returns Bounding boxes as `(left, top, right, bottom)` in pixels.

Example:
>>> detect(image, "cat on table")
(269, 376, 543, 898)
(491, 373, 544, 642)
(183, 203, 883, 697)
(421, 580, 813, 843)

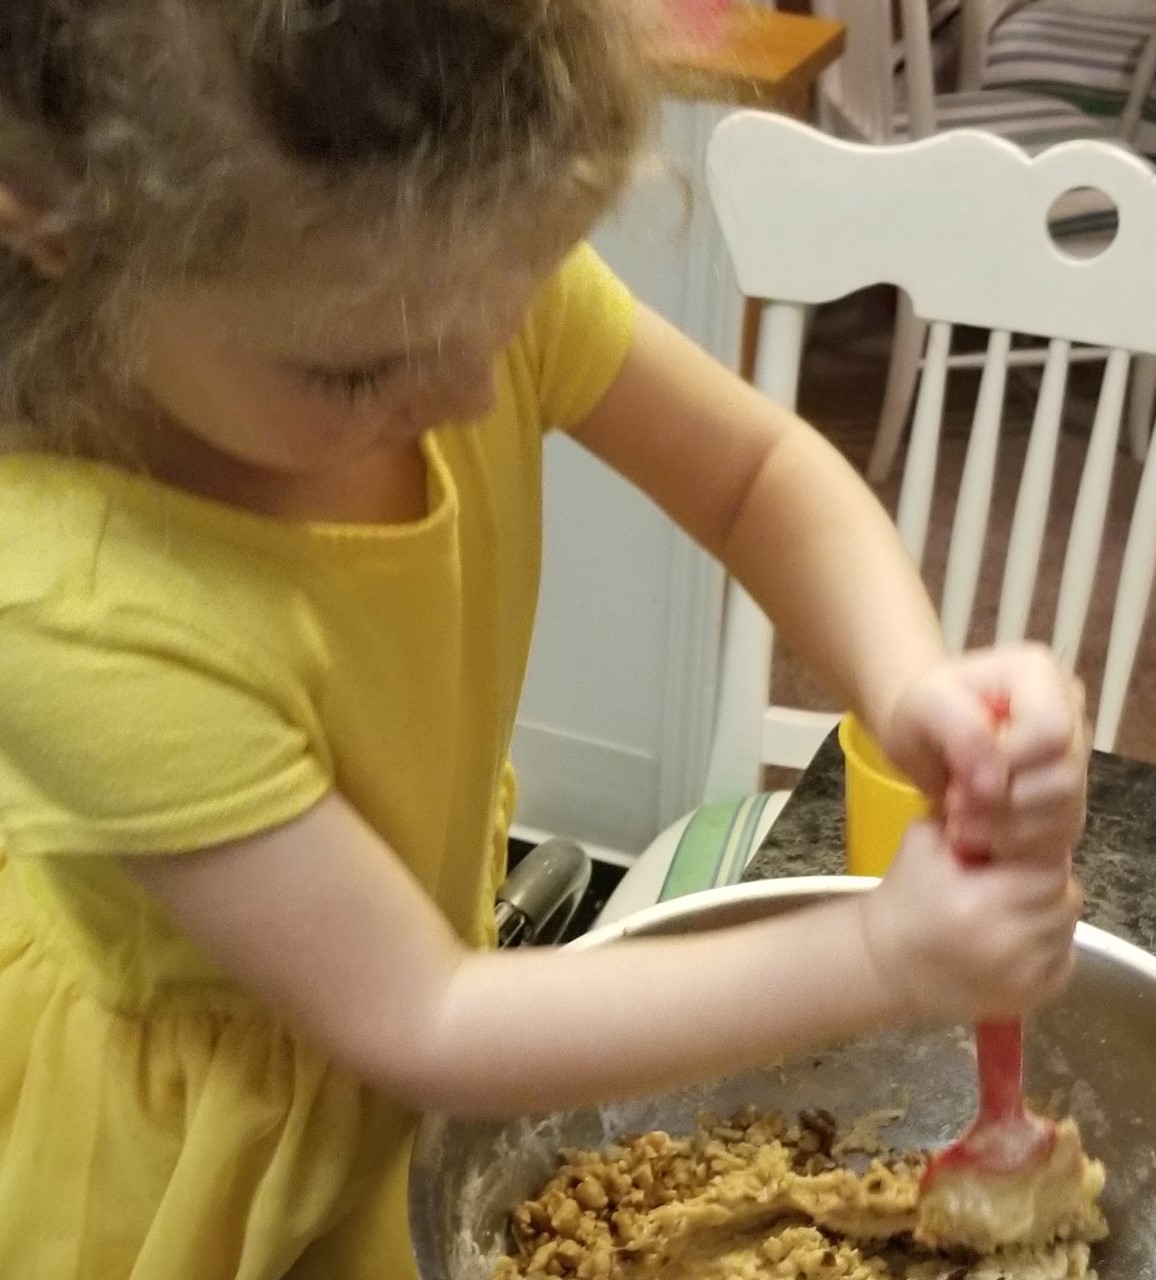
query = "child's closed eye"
(298, 357, 405, 404)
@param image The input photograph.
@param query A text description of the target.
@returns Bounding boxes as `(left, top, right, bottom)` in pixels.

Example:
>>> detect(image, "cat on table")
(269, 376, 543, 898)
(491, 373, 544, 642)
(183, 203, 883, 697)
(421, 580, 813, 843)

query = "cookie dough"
(916, 1121, 1106, 1253)
(495, 1108, 1107, 1280)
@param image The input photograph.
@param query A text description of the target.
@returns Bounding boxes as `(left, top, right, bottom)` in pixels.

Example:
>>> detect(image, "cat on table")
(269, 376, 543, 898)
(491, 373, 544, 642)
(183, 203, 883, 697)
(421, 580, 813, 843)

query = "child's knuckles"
(900, 818, 945, 858)
(1055, 758, 1087, 807)
(1069, 885, 1086, 922)
(1025, 640, 1055, 665)
(1070, 673, 1087, 708)
(967, 878, 1022, 925)
(1038, 952, 1075, 1004)
(949, 892, 992, 939)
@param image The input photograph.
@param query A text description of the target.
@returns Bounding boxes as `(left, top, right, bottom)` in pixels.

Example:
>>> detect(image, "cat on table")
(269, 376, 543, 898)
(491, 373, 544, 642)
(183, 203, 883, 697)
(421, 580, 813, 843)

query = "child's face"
(131, 254, 544, 474)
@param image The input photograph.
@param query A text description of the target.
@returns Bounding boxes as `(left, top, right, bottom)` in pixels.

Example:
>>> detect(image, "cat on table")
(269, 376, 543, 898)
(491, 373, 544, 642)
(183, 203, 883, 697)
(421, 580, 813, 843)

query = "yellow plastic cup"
(838, 714, 930, 877)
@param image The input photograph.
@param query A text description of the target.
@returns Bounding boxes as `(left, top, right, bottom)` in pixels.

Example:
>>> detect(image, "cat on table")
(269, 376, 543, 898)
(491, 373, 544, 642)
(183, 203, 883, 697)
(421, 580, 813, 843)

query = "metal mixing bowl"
(410, 877, 1156, 1280)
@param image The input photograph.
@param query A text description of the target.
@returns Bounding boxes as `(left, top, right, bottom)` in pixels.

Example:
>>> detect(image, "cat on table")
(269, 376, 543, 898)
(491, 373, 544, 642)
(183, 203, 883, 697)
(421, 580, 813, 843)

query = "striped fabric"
(983, 1, 1156, 127)
(656, 792, 774, 903)
(894, 85, 1115, 147)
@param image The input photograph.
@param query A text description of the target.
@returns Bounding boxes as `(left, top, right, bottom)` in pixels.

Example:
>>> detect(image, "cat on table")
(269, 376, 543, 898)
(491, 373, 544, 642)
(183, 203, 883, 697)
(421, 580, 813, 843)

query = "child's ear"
(0, 186, 70, 277)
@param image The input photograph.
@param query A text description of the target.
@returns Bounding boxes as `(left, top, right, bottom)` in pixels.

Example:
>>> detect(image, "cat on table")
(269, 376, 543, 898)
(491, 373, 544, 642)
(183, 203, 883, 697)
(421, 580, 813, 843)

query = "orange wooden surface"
(655, 6, 845, 111)
(655, 6, 845, 381)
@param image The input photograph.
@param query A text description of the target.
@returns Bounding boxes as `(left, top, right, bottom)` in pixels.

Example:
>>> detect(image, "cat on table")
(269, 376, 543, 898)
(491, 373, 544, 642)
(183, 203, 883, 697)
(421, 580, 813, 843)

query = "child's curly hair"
(0, 0, 656, 440)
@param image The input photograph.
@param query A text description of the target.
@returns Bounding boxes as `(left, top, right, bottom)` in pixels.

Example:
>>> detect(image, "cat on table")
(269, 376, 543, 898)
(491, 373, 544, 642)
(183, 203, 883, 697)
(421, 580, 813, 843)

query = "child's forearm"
(719, 413, 945, 738)
(126, 801, 900, 1120)
(411, 895, 901, 1117)
(128, 797, 1070, 1122)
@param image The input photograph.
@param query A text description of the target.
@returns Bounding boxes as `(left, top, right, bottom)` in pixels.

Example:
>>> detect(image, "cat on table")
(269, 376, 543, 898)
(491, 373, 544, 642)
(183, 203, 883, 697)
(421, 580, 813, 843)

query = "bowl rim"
(569, 874, 876, 948)
(568, 874, 1156, 981)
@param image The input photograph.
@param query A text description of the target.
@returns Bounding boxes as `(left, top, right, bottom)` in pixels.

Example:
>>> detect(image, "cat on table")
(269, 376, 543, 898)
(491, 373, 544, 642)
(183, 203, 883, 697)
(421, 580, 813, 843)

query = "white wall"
(512, 101, 744, 853)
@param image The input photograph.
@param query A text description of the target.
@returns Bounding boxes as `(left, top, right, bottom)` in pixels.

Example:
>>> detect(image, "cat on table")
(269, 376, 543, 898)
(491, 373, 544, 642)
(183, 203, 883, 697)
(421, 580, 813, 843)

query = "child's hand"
(880, 645, 1090, 863)
(858, 821, 1083, 1024)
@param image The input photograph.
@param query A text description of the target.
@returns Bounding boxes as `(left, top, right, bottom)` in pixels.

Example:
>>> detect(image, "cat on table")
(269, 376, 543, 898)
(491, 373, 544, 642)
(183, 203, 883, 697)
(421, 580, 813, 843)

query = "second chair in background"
(961, 0, 1156, 148)
(813, 0, 1154, 481)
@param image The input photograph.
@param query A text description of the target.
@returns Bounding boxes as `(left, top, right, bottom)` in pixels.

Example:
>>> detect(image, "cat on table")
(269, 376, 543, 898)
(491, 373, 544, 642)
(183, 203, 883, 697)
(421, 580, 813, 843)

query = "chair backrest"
(702, 117, 1156, 799)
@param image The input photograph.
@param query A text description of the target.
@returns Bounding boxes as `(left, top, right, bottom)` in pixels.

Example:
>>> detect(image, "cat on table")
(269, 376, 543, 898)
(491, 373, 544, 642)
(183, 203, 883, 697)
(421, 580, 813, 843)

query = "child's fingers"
(950, 808, 1081, 862)
(1034, 945, 1078, 1006)
(896, 816, 948, 859)
(1008, 754, 1089, 811)
(1016, 817, 1082, 862)
(956, 774, 1084, 845)
(947, 746, 1087, 860)
(946, 646, 1080, 771)
(998, 665, 1083, 771)
(1032, 899, 1082, 992)
(1067, 877, 1086, 925)
(911, 681, 1007, 801)
(997, 859, 1075, 909)
(1004, 806, 1085, 855)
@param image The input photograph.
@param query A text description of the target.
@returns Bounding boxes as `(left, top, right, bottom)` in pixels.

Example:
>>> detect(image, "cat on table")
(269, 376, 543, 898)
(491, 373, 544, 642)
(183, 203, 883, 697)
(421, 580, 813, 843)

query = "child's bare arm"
(123, 794, 1077, 1118)
(571, 305, 1087, 861)
(570, 303, 944, 735)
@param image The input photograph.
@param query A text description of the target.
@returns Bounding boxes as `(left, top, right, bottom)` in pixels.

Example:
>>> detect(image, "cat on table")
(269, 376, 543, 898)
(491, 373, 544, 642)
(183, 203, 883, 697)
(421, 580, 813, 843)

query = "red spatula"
(920, 693, 1058, 1192)
(919, 1018, 1055, 1185)
(916, 694, 1100, 1251)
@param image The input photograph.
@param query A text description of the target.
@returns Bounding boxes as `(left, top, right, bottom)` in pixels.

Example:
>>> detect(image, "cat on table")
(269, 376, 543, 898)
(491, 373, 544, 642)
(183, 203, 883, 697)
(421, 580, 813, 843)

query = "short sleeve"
(529, 243, 637, 431)
(0, 602, 332, 858)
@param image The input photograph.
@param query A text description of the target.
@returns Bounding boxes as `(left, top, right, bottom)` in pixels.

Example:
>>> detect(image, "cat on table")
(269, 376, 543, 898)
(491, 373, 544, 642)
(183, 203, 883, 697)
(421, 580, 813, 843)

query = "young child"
(0, 2, 1088, 1278)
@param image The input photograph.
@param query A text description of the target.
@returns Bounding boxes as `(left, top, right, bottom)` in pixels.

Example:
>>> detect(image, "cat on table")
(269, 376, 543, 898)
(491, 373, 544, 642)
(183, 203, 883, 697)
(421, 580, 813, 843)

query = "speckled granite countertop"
(743, 734, 1156, 954)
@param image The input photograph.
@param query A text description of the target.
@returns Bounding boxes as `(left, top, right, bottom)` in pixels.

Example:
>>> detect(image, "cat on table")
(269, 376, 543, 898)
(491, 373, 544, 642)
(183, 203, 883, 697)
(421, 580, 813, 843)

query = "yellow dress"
(0, 246, 635, 1279)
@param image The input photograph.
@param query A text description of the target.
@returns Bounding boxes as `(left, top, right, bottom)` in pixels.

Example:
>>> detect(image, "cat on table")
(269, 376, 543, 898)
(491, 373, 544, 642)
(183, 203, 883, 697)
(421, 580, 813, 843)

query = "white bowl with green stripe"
(595, 790, 791, 928)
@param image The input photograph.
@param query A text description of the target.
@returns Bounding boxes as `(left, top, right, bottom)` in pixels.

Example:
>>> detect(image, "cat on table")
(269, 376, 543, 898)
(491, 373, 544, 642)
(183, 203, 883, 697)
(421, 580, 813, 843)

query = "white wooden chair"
(597, 119, 1156, 925)
(812, 0, 1154, 483)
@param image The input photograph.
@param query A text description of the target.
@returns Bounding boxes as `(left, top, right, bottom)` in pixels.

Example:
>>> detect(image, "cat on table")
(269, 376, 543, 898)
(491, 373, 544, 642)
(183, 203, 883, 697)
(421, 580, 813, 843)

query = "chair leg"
(868, 292, 927, 484)
(1128, 355, 1156, 463)
(957, 0, 988, 93)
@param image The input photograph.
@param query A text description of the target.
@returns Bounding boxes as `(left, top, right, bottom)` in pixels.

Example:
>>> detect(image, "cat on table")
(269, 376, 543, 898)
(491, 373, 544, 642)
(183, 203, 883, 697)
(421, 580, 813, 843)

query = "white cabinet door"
(512, 100, 745, 853)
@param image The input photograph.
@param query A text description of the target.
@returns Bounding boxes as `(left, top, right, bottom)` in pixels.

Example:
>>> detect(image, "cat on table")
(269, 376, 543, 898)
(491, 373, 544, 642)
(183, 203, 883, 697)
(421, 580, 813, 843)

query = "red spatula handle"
(975, 1019, 1027, 1122)
(958, 694, 1025, 1125)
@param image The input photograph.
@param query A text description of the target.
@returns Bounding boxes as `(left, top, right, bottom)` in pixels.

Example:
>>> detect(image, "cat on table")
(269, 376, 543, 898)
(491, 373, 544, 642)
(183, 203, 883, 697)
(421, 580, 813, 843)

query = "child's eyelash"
(302, 362, 400, 403)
